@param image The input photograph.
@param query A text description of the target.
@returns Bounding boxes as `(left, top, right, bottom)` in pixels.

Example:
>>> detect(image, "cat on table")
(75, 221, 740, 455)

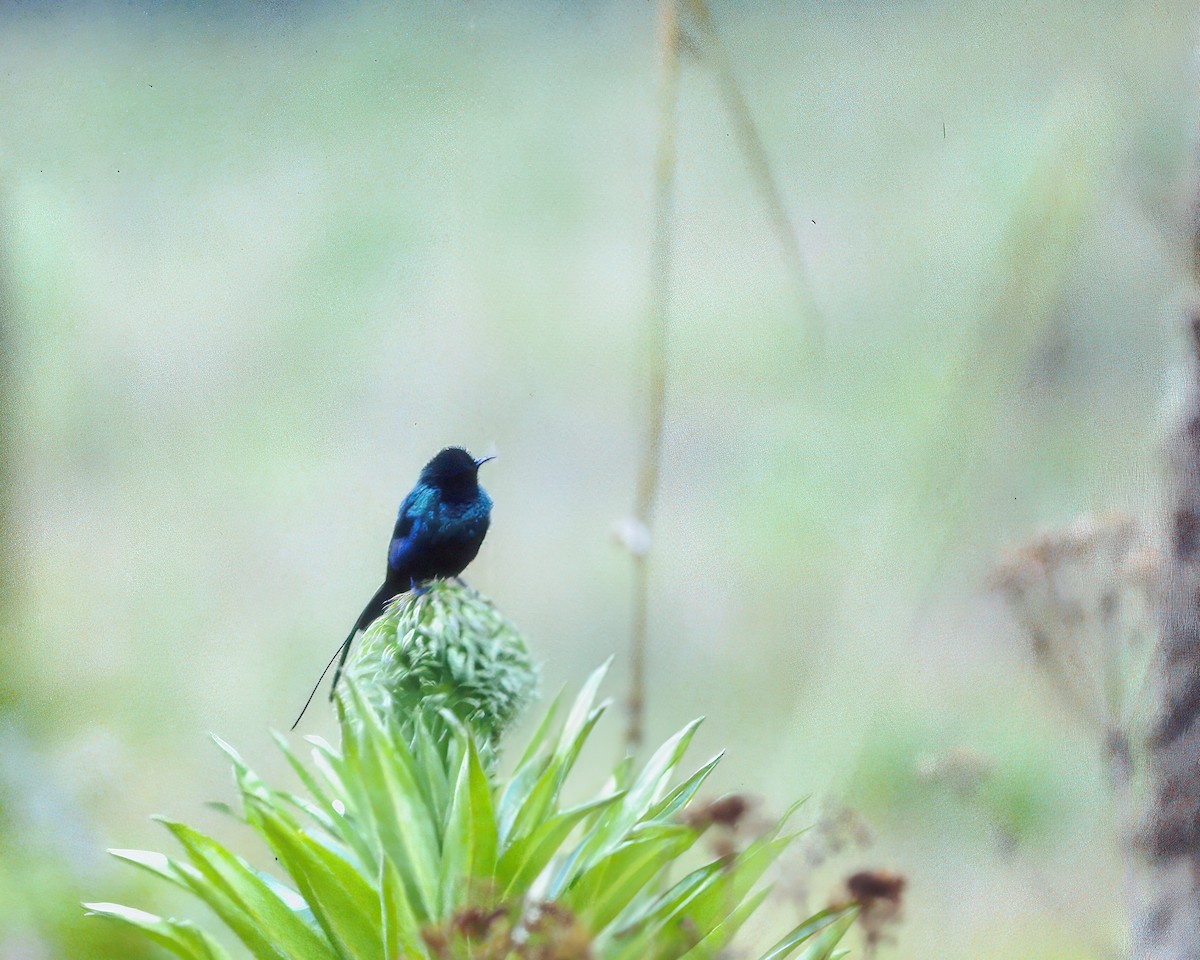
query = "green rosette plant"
(86, 585, 853, 959)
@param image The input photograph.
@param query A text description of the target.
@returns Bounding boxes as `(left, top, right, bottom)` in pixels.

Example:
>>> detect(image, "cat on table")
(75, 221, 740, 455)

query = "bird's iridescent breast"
(416, 486, 490, 536)
(440, 487, 492, 540)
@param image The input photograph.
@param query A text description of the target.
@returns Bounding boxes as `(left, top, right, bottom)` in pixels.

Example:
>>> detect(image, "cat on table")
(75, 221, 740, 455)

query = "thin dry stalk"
(625, 0, 682, 751)
(622, 2, 825, 749)
(684, 0, 823, 360)
(0, 211, 16, 714)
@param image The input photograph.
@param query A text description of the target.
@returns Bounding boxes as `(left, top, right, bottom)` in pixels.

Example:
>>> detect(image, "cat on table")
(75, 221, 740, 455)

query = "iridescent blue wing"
(387, 490, 423, 571)
(391, 489, 418, 541)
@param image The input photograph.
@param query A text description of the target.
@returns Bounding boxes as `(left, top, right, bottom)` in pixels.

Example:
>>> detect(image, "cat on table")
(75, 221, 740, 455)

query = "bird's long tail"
(289, 582, 394, 730)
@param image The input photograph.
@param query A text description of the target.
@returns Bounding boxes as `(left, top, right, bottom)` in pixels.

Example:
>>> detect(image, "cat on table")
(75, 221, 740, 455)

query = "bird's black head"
(419, 447, 493, 500)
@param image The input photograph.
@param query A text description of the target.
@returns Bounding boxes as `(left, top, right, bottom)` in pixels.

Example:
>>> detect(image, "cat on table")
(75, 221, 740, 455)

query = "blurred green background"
(0, 1, 1194, 957)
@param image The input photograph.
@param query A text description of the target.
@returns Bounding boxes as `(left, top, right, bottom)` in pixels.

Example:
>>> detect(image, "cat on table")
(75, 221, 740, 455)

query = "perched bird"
(291, 447, 494, 728)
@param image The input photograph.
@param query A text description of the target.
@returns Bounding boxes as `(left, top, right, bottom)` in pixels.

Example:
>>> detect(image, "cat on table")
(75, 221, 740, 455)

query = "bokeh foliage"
(0, 1, 1194, 958)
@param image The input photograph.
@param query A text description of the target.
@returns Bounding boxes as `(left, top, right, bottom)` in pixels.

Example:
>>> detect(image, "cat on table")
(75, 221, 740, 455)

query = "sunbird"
(291, 447, 494, 728)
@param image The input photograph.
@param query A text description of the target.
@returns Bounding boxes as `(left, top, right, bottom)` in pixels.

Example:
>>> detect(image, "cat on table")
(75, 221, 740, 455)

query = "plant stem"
(685, 0, 823, 361)
(627, 0, 682, 751)
(0, 212, 17, 716)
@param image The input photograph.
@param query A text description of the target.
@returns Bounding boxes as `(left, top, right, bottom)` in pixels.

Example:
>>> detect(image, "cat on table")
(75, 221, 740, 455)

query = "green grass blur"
(0, 1, 1194, 957)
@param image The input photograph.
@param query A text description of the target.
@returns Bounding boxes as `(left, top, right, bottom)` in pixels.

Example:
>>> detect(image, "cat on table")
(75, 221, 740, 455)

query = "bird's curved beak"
(474, 455, 496, 468)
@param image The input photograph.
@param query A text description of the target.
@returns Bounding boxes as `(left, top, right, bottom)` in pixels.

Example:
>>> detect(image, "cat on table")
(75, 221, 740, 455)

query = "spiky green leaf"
(495, 791, 625, 899)
(381, 855, 431, 960)
(84, 904, 234, 960)
(156, 818, 334, 960)
(439, 733, 499, 912)
(338, 683, 439, 918)
(563, 823, 699, 932)
(758, 908, 852, 960)
(248, 797, 380, 960)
